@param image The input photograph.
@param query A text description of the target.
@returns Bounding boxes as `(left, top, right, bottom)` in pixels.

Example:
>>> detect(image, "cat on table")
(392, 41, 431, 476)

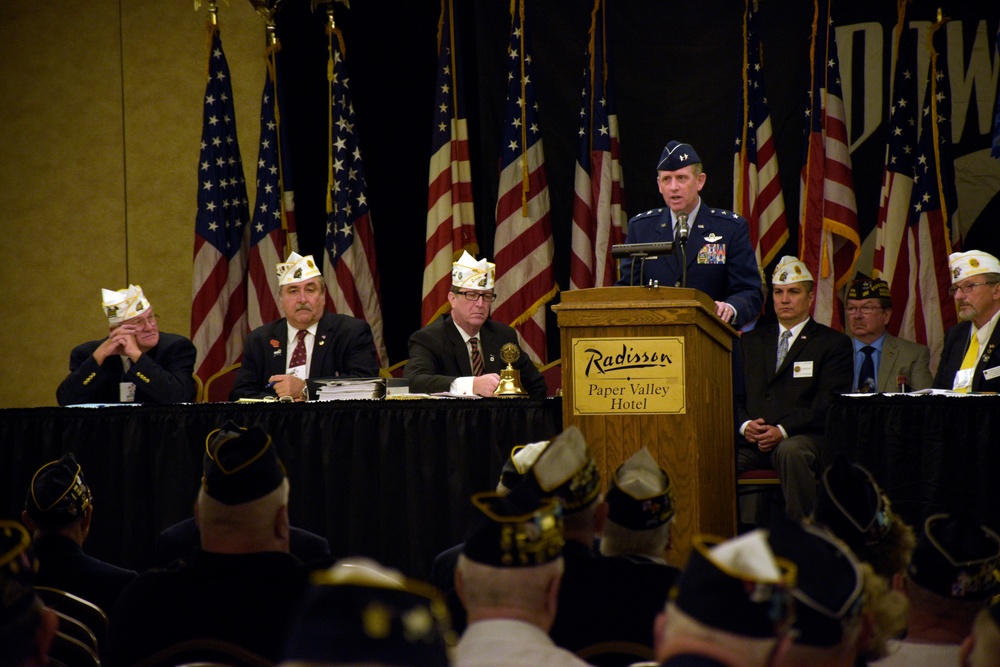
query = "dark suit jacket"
(32, 534, 138, 616)
(56, 332, 197, 405)
(858, 333, 933, 392)
(615, 204, 763, 328)
(230, 312, 379, 400)
(737, 319, 853, 437)
(933, 320, 1000, 392)
(155, 517, 331, 567)
(404, 315, 547, 399)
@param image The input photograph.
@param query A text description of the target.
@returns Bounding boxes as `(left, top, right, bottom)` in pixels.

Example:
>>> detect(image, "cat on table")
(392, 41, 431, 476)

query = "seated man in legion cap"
(21, 452, 137, 616)
(279, 556, 455, 667)
(872, 512, 1000, 666)
(452, 488, 593, 667)
(844, 274, 932, 392)
(0, 520, 59, 667)
(736, 256, 853, 522)
(961, 598, 1000, 667)
(230, 252, 380, 400)
(652, 529, 797, 666)
(933, 250, 1000, 393)
(811, 456, 916, 582)
(56, 284, 197, 405)
(105, 421, 310, 666)
(615, 140, 763, 329)
(405, 251, 547, 399)
(767, 518, 907, 667)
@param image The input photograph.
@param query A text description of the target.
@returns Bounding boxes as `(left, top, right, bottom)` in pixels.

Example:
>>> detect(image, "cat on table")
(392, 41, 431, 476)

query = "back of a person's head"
(962, 603, 1000, 667)
(197, 421, 290, 552)
(23, 452, 92, 535)
(457, 488, 565, 618)
(280, 557, 454, 667)
(657, 530, 796, 665)
(0, 521, 56, 667)
(601, 447, 674, 559)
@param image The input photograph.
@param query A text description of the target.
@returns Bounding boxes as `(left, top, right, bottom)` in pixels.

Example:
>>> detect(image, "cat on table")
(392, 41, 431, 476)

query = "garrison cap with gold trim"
(949, 250, 1000, 283)
(202, 421, 285, 505)
(462, 488, 564, 568)
(656, 140, 701, 171)
(452, 250, 495, 291)
(283, 557, 454, 666)
(605, 448, 674, 530)
(496, 440, 549, 494)
(277, 252, 322, 287)
(813, 456, 891, 552)
(768, 518, 864, 647)
(517, 425, 600, 514)
(0, 520, 38, 627)
(671, 530, 797, 638)
(908, 512, 1000, 600)
(101, 284, 151, 325)
(24, 452, 93, 526)
(846, 272, 891, 300)
(772, 255, 813, 285)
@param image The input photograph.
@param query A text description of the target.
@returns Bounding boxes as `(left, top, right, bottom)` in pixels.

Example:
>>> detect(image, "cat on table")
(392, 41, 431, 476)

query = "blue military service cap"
(462, 487, 565, 568)
(24, 452, 93, 526)
(202, 420, 286, 505)
(0, 520, 38, 627)
(656, 140, 702, 171)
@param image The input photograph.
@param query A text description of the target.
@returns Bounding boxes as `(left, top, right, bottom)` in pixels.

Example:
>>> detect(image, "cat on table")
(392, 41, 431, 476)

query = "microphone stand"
(677, 212, 689, 288)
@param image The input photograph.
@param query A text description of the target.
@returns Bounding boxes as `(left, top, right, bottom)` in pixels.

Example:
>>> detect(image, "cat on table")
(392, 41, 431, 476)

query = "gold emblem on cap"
(362, 602, 392, 639)
(971, 258, 980, 268)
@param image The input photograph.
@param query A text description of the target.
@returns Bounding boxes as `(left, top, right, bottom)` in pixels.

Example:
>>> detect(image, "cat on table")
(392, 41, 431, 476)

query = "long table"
(824, 393, 1000, 535)
(0, 399, 563, 579)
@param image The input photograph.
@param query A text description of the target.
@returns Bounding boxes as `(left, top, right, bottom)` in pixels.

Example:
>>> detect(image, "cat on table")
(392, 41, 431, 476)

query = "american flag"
(798, 0, 860, 331)
(992, 24, 1000, 160)
(493, 0, 558, 365)
(190, 22, 250, 386)
(890, 21, 960, 368)
(733, 0, 788, 271)
(323, 23, 388, 368)
(247, 47, 288, 331)
(421, 0, 477, 327)
(569, 0, 626, 291)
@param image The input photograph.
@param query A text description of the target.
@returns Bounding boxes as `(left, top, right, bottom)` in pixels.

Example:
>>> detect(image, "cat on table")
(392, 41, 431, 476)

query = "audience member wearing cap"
(653, 530, 797, 666)
(960, 600, 1000, 667)
(768, 518, 907, 667)
(811, 456, 916, 581)
(230, 252, 379, 401)
(105, 422, 310, 667)
(736, 256, 853, 521)
(56, 284, 197, 405)
(280, 557, 455, 667)
(405, 250, 547, 398)
(872, 512, 1000, 666)
(452, 488, 591, 667)
(21, 452, 137, 616)
(614, 140, 763, 329)
(0, 520, 59, 667)
(933, 250, 1000, 392)
(844, 273, 932, 393)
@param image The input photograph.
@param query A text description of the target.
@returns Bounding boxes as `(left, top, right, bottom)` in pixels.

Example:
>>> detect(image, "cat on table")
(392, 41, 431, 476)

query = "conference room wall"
(0, 1, 263, 408)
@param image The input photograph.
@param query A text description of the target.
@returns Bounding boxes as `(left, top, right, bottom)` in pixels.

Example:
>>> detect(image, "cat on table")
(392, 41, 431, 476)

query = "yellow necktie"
(956, 328, 980, 393)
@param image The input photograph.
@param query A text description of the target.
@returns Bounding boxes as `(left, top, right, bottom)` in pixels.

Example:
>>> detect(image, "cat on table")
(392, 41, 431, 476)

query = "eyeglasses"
(453, 291, 498, 303)
(128, 313, 160, 329)
(845, 305, 884, 315)
(947, 281, 998, 296)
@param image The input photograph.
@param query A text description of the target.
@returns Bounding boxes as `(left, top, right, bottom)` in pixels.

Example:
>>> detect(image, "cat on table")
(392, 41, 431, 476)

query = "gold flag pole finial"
(936, 7, 942, 22)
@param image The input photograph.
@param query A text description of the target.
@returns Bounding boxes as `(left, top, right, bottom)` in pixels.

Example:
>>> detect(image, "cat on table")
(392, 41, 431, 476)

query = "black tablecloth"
(0, 398, 563, 578)
(825, 394, 1000, 534)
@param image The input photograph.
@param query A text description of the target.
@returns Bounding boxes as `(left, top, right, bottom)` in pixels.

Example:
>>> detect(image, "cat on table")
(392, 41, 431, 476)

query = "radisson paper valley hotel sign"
(572, 337, 685, 414)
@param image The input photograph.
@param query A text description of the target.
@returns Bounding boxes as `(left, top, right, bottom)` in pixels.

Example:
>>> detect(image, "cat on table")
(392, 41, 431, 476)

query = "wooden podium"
(551, 286, 737, 566)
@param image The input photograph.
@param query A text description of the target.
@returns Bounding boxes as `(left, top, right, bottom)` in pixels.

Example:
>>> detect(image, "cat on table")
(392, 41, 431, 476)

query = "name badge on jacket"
(983, 366, 1000, 381)
(792, 361, 814, 378)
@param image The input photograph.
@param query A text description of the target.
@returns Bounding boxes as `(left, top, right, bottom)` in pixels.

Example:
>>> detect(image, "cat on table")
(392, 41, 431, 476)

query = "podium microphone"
(677, 212, 689, 288)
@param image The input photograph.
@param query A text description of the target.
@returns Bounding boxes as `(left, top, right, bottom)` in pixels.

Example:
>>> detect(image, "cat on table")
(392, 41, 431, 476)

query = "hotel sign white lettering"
(572, 337, 685, 414)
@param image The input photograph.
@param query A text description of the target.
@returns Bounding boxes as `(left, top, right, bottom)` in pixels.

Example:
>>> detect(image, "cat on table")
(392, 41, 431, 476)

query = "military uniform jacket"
(933, 320, 1000, 392)
(867, 333, 933, 392)
(404, 315, 548, 399)
(32, 535, 138, 616)
(737, 319, 853, 437)
(230, 311, 379, 400)
(56, 332, 197, 405)
(615, 204, 763, 327)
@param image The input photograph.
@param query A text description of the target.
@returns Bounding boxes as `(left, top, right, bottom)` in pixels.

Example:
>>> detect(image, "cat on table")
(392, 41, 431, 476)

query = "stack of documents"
(314, 377, 386, 401)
